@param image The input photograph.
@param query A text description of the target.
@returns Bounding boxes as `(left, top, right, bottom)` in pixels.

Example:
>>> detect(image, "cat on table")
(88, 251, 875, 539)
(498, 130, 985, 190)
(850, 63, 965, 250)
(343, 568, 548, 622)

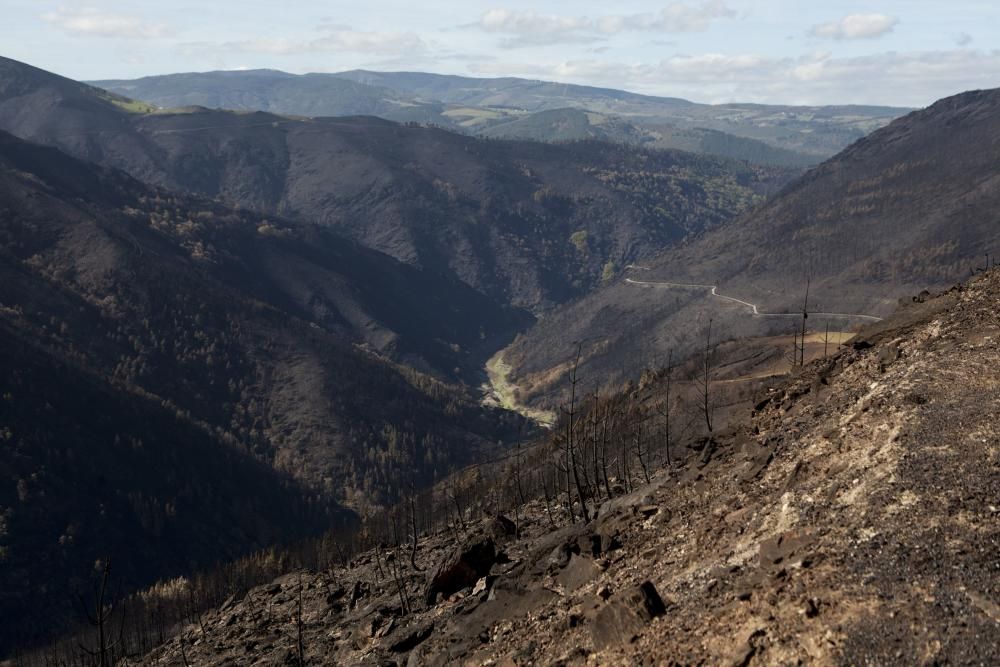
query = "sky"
(3, 0, 999, 106)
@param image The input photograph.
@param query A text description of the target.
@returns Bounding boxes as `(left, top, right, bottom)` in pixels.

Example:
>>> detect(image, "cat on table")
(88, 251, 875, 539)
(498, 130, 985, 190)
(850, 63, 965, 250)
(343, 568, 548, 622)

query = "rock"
(637, 505, 659, 518)
(589, 510, 630, 555)
(349, 580, 369, 609)
(556, 554, 601, 592)
(425, 536, 497, 606)
(386, 621, 434, 653)
(472, 575, 498, 598)
(801, 597, 820, 618)
(489, 515, 518, 542)
(738, 441, 776, 482)
(589, 581, 667, 650)
(551, 540, 577, 569)
(878, 343, 900, 371)
(758, 529, 814, 572)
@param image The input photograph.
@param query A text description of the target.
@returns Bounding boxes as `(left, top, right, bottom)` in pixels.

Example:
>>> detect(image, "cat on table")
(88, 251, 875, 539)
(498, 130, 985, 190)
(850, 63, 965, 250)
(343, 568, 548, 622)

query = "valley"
(482, 351, 557, 427)
(0, 20, 998, 664)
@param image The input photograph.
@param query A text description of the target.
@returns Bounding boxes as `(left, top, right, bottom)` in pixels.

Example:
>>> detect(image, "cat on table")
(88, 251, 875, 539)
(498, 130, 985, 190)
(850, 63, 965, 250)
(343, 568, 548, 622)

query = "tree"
(561, 344, 590, 523)
(700, 319, 715, 434)
(78, 559, 122, 667)
(659, 349, 674, 469)
(799, 277, 811, 366)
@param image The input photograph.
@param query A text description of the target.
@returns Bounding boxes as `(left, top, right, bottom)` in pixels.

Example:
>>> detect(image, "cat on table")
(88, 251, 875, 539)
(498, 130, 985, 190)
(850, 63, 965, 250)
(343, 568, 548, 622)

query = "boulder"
(589, 581, 667, 650)
(425, 536, 497, 605)
(556, 554, 601, 592)
(489, 515, 517, 542)
(386, 621, 434, 653)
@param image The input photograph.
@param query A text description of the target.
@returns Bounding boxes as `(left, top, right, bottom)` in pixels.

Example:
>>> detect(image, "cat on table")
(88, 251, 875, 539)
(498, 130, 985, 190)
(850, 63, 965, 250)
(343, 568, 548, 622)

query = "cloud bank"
(42, 7, 173, 39)
(810, 14, 899, 41)
(468, 49, 1000, 106)
(479, 1, 735, 47)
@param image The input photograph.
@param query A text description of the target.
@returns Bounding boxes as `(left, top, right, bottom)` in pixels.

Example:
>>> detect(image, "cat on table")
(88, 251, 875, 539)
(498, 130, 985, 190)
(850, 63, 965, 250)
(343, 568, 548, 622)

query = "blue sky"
(3, 1, 998, 106)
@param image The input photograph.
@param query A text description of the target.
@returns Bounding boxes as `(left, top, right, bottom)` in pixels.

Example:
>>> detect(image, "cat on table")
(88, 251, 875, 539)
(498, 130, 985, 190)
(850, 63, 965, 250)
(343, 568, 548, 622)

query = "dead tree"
(407, 490, 422, 572)
(562, 344, 589, 522)
(78, 559, 122, 667)
(659, 349, 674, 469)
(700, 319, 715, 434)
(633, 402, 652, 484)
(541, 467, 558, 529)
(589, 389, 602, 502)
(386, 550, 411, 615)
(447, 481, 466, 532)
(295, 572, 306, 666)
(799, 278, 810, 366)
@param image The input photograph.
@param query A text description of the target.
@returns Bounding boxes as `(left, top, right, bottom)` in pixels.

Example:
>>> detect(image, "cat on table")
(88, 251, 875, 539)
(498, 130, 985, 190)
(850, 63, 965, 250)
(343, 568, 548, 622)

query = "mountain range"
(3, 56, 786, 314)
(90, 68, 907, 167)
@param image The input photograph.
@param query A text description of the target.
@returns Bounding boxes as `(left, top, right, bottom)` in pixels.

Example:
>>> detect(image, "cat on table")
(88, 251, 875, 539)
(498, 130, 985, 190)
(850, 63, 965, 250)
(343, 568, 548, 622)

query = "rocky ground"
(141, 271, 1000, 666)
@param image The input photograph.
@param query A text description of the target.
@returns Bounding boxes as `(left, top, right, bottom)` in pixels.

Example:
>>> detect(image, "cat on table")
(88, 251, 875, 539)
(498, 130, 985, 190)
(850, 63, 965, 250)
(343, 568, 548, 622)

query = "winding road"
(624, 268, 883, 322)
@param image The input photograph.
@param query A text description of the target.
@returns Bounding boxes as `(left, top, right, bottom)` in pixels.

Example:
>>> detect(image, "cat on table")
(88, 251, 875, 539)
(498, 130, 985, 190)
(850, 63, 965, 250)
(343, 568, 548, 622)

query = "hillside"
(0, 127, 546, 651)
(328, 71, 906, 160)
(503, 87, 1000, 408)
(0, 128, 533, 495)
(2, 56, 785, 314)
(92, 67, 905, 160)
(88, 69, 448, 122)
(477, 107, 647, 144)
(132, 268, 1000, 666)
(476, 108, 816, 168)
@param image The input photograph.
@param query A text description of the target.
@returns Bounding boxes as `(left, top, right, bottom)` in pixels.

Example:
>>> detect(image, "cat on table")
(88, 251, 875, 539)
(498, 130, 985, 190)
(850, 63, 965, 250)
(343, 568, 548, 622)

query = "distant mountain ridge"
(89, 67, 909, 165)
(3, 56, 785, 315)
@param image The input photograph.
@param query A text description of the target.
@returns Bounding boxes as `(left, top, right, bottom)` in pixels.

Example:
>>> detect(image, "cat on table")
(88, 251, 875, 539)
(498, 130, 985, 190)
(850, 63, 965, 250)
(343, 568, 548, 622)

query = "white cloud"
(600, 1, 735, 33)
(955, 32, 973, 47)
(810, 14, 899, 41)
(42, 7, 173, 39)
(221, 29, 426, 56)
(478, 2, 734, 47)
(467, 49, 1000, 107)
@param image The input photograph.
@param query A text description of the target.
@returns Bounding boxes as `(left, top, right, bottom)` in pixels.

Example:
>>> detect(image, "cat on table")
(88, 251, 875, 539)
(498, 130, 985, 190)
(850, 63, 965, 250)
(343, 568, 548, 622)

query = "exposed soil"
(138, 271, 1000, 666)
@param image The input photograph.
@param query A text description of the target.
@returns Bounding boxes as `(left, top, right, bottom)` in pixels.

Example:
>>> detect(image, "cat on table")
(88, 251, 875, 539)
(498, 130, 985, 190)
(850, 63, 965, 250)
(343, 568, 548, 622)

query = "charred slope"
(136, 270, 1000, 666)
(0, 130, 530, 502)
(505, 87, 1000, 407)
(0, 322, 345, 655)
(0, 56, 785, 314)
(0, 128, 542, 651)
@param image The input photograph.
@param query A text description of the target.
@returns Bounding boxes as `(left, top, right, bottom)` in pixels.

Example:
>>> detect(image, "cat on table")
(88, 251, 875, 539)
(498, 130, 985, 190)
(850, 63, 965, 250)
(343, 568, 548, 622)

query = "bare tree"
(78, 559, 122, 667)
(659, 349, 674, 469)
(561, 344, 590, 522)
(700, 319, 715, 434)
(294, 572, 306, 666)
(407, 489, 422, 572)
(799, 278, 811, 366)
